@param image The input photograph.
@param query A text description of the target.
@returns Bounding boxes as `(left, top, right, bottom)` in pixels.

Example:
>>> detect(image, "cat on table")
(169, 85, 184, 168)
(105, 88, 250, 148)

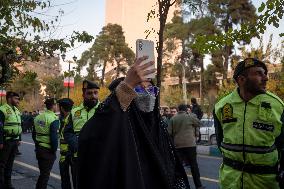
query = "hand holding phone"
(136, 39, 156, 79)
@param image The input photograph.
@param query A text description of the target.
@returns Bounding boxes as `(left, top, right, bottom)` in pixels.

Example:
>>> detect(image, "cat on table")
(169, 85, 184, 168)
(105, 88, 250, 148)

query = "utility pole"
(178, 62, 187, 104)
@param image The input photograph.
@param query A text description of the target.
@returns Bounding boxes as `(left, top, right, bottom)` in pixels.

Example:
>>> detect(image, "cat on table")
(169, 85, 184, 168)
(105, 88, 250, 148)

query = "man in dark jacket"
(78, 57, 190, 189)
(191, 98, 203, 120)
(191, 98, 203, 143)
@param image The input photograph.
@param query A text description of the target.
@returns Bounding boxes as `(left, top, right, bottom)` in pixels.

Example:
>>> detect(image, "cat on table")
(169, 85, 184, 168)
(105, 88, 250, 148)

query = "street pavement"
(12, 133, 221, 189)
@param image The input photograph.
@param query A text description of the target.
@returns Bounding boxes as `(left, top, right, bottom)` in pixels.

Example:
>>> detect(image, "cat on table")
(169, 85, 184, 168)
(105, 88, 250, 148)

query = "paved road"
(12, 133, 221, 189)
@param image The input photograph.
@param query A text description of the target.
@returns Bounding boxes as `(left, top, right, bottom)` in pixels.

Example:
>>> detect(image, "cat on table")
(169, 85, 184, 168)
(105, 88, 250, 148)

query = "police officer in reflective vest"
(64, 80, 100, 188)
(214, 58, 284, 189)
(33, 98, 59, 189)
(0, 92, 21, 189)
(58, 98, 74, 189)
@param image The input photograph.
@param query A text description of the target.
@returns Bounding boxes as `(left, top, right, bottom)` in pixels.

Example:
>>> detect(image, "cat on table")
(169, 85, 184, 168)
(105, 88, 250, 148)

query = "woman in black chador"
(78, 57, 190, 189)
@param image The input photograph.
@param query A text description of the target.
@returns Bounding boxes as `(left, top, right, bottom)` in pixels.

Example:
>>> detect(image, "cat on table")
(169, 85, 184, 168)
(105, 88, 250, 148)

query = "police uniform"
(0, 92, 21, 189)
(33, 98, 59, 189)
(64, 80, 100, 188)
(58, 98, 74, 189)
(214, 58, 284, 189)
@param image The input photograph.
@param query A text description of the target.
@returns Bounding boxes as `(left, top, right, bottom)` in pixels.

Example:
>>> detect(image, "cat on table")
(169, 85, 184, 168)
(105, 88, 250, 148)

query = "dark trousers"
(59, 159, 72, 189)
(71, 157, 78, 189)
(177, 147, 202, 188)
(35, 146, 56, 189)
(0, 140, 18, 188)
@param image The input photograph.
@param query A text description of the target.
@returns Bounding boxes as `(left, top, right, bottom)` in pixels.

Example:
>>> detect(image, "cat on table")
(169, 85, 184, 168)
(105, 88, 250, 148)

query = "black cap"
(233, 58, 268, 80)
(44, 98, 57, 106)
(108, 77, 125, 91)
(57, 98, 74, 110)
(82, 80, 100, 90)
(57, 98, 74, 107)
(6, 91, 20, 98)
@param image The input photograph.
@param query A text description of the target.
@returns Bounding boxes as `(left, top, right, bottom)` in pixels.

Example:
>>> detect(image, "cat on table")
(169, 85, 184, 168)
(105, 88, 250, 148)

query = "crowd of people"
(21, 111, 39, 133)
(160, 99, 205, 189)
(0, 57, 283, 189)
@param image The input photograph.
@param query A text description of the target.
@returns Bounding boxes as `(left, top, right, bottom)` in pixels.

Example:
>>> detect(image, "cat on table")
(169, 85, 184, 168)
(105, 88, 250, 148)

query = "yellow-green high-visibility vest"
(0, 103, 22, 141)
(71, 102, 99, 157)
(60, 114, 70, 162)
(214, 89, 284, 189)
(34, 110, 58, 149)
(71, 102, 99, 135)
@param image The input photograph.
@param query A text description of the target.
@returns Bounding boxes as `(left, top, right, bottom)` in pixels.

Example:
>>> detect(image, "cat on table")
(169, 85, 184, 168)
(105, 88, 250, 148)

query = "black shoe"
(16, 151, 22, 156)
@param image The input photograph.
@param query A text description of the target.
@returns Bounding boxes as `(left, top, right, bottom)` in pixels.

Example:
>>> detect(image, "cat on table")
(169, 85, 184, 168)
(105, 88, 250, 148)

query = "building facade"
(18, 56, 61, 79)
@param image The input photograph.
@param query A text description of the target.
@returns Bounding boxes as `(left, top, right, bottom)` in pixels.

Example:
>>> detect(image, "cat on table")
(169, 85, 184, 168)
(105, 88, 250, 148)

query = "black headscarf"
(78, 79, 190, 189)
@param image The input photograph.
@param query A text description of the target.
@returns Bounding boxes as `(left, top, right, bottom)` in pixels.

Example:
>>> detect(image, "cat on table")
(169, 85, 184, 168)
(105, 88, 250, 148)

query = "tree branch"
(170, 0, 177, 7)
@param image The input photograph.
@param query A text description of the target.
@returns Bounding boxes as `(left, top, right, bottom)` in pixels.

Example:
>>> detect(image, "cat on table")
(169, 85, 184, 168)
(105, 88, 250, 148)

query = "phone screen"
(136, 39, 156, 79)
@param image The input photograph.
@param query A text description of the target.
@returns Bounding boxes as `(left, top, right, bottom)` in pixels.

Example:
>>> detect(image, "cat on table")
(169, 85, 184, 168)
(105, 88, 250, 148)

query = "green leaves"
(0, 0, 94, 84)
(78, 24, 134, 85)
(44, 76, 65, 99)
(258, 2, 266, 12)
(194, 0, 284, 54)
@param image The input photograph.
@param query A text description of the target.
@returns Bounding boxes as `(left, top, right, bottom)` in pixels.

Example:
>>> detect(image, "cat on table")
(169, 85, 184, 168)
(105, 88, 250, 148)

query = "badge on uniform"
(222, 103, 237, 123)
(74, 110, 81, 118)
(6, 109, 12, 115)
(38, 120, 45, 127)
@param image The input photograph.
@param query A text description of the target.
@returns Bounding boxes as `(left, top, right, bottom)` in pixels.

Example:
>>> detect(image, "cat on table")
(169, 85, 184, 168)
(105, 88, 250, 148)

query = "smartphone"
(136, 39, 156, 79)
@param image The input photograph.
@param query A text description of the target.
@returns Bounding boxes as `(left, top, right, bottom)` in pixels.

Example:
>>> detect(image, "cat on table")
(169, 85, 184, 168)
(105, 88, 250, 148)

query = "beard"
(84, 98, 98, 110)
(244, 78, 266, 95)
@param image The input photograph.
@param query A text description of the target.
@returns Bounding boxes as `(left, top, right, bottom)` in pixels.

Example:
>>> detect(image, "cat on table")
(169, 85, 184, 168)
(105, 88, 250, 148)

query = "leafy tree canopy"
(0, 0, 94, 84)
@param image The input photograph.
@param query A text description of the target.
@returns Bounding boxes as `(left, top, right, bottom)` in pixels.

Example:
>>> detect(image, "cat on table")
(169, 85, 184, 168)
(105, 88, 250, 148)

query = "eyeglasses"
(134, 86, 159, 96)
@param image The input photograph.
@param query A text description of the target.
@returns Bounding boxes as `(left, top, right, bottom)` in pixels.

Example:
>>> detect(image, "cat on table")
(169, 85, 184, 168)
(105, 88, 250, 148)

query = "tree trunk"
(157, 0, 173, 105)
(223, 13, 231, 81)
(116, 62, 120, 79)
(100, 60, 107, 87)
(223, 45, 230, 80)
(200, 56, 205, 106)
(179, 40, 186, 87)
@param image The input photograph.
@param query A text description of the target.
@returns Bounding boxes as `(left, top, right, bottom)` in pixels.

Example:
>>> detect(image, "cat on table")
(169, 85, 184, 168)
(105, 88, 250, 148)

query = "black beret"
(108, 77, 125, 91)
(6, 91, 19, 98)
(233, 58, 268, 80)
(44, 98, 57, 106)
(57, 98, 74, 107)
(82, 80, 100, 90)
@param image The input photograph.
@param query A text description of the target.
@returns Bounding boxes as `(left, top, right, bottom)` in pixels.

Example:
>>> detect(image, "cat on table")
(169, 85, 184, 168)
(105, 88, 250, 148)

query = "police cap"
(6, 91, 20, 98)
(233, 58, 268, 80)
(57, 98, 74, 107)
(82, 80, 100, 90)
(44, 98, 57, 106)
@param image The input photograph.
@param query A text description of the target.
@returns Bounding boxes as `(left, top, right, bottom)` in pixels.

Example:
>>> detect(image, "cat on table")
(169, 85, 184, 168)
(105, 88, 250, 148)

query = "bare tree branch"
(170, 0, 177, 7)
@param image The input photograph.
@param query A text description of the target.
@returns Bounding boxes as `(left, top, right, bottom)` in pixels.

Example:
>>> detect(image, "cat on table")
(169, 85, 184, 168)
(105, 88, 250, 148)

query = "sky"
(53, 0, 283, 73)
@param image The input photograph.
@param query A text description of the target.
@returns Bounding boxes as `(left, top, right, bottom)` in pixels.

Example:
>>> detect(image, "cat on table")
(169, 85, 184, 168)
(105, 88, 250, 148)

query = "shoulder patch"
(74, 110, 81, 117)
(6, 108, 12, 114)
(38, 120, 46, 127)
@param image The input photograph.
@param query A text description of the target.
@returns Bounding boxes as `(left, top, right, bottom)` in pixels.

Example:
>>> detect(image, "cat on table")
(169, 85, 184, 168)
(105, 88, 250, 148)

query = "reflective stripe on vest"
(34, 110, 58, 149)
(60, 115, 69, 159)
(0, 104, 22, 140)
(221, 142, 277, 154)
(71, 102, 100, 157)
